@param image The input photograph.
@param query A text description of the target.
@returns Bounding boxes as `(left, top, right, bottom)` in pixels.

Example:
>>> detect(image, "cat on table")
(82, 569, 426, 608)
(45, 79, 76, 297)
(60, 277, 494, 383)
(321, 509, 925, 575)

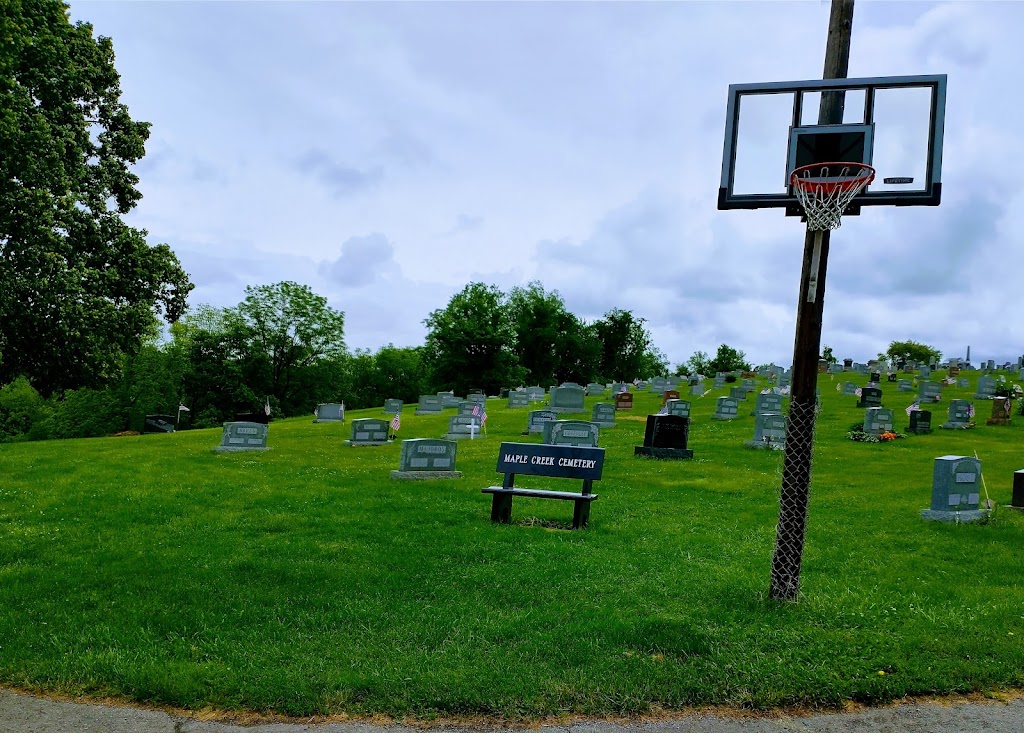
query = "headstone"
(827, 363, 844, 374)
(921, 455, 989, 522)
(634, 415, 693, 459)
(508, 391, 530, 408)
(313, 403, 346, 423)
(1010, 470, 1024, 510)
(345, 418, 391, 446)
(844, 358, 853, 370)
(862, 407, 894, 436)
(663, 389, 680, 404)
(525, 409, 558, 435)
(383, 399, 403, 415)
(745, 412, 786, 450)
(635, 381, 648, 391)
(611, 382, 630, 395)
(713, 374, 726, 388)
(729, 386, 748, 401)
(778, 371, 791, 388)
(458, 402, 479, 416)
(648, 377, 669, 393)
(143, 415, 175, 434)
(842, 381, 859, 396)
(711, 396, 739, 420)
(416, 395, 444, 415)
(987, 359, 996, 370)
(974, 376, 997, 400)
(440, 393, 463, 409)
(869, 371, 881, 383)
(591, 402, 616, 427)
(586, 383, 606, 396)
(559, 382, 582, 390)
(948, 366, 961, 377)
(857, 386, 883, 409)
(664, 399, 690, 418)
(986, 397, 1013, 426)
(213, 421, 269, 452)
(751, 392, 784, 416)
(919, 365, 931, 379)
(918, 381, 942, 403)
(908, 409, 932, 434)
(446, 415, 484, 440)
(957, 378, 969, 388)
(525, 386, 546, 402)
(466, 393, 487, 405)
(615, 392, 634, 411)
(887, 373, 898, 383)
(543, 419, 600, 447)
(941, 399, 973, 429)
(549, 385, 586, 413)
(391, 439, 462, 480)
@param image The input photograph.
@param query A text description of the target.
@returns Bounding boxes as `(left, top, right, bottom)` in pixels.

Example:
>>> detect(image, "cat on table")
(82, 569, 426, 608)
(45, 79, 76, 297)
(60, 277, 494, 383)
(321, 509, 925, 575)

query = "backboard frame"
(718, 74, 946, 214)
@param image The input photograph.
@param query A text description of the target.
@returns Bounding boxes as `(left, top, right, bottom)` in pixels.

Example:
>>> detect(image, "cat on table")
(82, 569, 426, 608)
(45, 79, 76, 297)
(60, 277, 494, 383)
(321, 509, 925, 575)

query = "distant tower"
(966, 345, 971, 364)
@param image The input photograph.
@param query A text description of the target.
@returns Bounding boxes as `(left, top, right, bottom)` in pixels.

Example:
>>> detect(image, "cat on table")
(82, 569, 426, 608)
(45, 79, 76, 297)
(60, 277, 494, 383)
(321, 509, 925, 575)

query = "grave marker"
(751, 392, 784, 416)
(586, 383, 606, 396)
(383, 399, 403, 415)
(591, 403, 616, 427)
(391, 439, 462, 480)
(920, 455, 989, 523)
(615, 392, 634, 411)
(213, 421, 269, 453)
(918, 381, 942, 403)
(634, 415, 693, 459)
(416, 395, 444, 415)
(862, 407, 894, 436)
(543, 420, 600, 447)
(974, 376, 997, 400)
(746, 412, 786, 450)
(908, 409, 932, 434)
(345, 418, 391, 446)
(986, 397, 1013, 426)
(857, 386, 883, 409)
(665, 399, 690, 419)
(313, 402, 346, 423)
(941, 400, 973, 429)
(549, 385, 586, 413)
(712, 396, 739, 420)
(525, 409, 558, 435)
(446, 415, 484, 440)
(508, 391, 530, 408)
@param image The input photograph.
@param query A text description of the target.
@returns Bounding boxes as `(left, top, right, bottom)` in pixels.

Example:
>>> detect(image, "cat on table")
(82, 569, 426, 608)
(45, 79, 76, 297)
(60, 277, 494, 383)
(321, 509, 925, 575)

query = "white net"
(791, 164, 875, 231)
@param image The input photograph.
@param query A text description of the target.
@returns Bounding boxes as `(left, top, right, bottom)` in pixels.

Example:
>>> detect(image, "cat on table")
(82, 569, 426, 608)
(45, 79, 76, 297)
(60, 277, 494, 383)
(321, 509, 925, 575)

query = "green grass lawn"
(1, 374, 1022, 717)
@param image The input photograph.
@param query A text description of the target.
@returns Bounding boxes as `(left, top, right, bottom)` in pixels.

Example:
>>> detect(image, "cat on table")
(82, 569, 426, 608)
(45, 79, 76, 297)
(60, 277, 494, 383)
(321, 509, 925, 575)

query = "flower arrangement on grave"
(845, 422, 907, 443)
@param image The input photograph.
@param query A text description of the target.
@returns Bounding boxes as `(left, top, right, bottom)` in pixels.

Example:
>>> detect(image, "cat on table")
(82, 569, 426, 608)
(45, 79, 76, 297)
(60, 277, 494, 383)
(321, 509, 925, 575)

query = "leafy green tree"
(423, 283, 524, 395)
(507, 282, 594, 386)
(592, 308, 653, 381)
(821, 345, 837, 364)
(637, 346, 670, 379)
(0, 0, 193, 395)
(708, 344, 751, 374)
(678, 350, 709, 377)
(886, 340, 941, 365)
(0, 376, 52, 441)
(229, 281, 346, 412)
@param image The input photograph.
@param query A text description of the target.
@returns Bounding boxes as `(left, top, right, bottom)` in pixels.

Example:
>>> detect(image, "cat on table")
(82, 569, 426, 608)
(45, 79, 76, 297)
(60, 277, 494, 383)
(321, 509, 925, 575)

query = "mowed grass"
(0, 374, 1022, 718)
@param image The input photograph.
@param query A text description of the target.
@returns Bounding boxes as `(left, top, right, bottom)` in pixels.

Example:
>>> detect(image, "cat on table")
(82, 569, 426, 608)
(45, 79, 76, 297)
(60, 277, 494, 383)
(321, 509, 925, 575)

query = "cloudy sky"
(68, 0, 1023, 368)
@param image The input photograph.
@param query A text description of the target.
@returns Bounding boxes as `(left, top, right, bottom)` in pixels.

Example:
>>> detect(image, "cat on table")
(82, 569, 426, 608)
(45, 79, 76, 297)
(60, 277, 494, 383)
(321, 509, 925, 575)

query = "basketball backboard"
(718, 74, 946, 216)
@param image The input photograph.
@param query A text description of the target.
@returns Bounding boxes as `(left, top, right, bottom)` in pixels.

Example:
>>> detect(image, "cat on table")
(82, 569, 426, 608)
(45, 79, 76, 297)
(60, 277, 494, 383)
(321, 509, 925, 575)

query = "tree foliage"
(423, 283, 524, 395)
(0, 0, 193, 395)
(592, 308, 653, 381)
(708, 344, 751, 374)
(507, 282, 597, 386)
(886, 340, 941, 365)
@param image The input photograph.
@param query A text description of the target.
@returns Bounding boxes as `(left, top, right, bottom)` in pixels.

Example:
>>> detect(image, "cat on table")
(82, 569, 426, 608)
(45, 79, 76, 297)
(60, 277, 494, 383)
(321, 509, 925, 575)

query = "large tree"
(0, 0, 192, 395)
(423, 283, 524, 395)
(592, 308, 654, 381)
(886, 340, 941, 365)
(507, 282, 595, 386)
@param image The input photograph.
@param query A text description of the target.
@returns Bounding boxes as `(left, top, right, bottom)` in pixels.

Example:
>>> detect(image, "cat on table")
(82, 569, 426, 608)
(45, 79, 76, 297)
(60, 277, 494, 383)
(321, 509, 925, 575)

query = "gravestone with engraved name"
(778, 371, 791, 388)
(919, 366, 931, 379)
(712, 396, 739, 420)
(974, 376, 997, 400)
(862, 407, 894, 436)
(729, 386, 748, 401)
(439, 393, 463, 409)
(313, 403, 346, 423)
(383, 399, 403, 415)
(908, 409, 932, 434)
(841, 381, 858, 396)
(508, 391, 530, 408)
(751, 392, 784, 416)
(662, 389, 680, 404)
(746, 412, 786, 450)
(648, 377, 669, 393)
(391, 439, 462, 480)
(635, 381, 648, 391)
(446, 415, 483, 440)
(958, 378, 970, 388)
(921, 455, 988, 522)
(213, 421, 270, 452)
(828, 363, 844, 374)
(713, 374, 726, 388)
(525, 386, 546, 402)
(857, 386, 883, 409)
(543, 419, 600, 447)
(549, 385, 586, 413)
(615, 392, 633, 411)
(416, 395, 444, 415)
(665, 399, 690, 418)
(525, 409, 558, 435)
(586, 383, 606, 396)
(611, 382, 630, 395)
(591, 402, 616, 427)
(987, 396, 1013, 426)
(941, 399, 973, 429)
(345, 418, 391, 446)
(634, 414, 692, 459)
(458, 402, 480, 416)
(918, 381, 942, 403)
(466, 393, 487, 406)
(560, 382, 582, 390)
(689, 380, 704, 396)
(897, 379, 913, 392)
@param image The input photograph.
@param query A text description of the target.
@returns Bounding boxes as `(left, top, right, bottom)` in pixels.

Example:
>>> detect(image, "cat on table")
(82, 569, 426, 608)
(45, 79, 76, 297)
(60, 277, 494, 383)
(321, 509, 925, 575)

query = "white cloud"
(68, 0, 1024, 368)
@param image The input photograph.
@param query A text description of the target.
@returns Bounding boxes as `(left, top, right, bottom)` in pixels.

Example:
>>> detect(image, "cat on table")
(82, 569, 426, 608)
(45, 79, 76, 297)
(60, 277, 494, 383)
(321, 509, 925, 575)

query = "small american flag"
(855, 388, 862, 397)
(968, 403, 976, 418)
(905, 401, 919, 416)
(390, 412, 400, 431)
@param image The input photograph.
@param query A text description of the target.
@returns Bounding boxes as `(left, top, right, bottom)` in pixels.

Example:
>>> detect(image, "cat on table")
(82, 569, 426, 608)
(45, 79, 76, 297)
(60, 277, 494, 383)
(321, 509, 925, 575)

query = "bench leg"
(572, 499, 591, 529)
(490, 494, 513, 523)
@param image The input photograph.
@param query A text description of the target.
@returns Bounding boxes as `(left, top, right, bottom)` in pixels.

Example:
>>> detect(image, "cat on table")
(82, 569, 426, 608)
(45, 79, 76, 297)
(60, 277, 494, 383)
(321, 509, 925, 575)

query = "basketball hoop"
(790, 162, 876, 231)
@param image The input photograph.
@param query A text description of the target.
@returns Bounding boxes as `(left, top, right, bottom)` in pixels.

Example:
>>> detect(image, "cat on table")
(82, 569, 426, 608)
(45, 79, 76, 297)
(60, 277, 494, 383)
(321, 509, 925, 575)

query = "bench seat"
(482, 486, 599, 502)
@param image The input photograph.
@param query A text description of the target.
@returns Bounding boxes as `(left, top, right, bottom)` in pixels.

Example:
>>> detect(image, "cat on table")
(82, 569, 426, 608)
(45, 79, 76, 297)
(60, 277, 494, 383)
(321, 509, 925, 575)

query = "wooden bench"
(482, 442, 605, 529)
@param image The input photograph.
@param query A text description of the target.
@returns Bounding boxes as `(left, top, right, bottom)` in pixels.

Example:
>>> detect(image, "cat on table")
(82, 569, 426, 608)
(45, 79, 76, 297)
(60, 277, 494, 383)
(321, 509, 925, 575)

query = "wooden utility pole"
(768, 0, 856, 602)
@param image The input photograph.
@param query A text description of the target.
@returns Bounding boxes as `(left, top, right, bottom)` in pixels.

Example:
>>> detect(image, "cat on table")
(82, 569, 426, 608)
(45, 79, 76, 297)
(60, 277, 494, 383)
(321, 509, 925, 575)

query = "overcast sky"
(68, 0, 1023, 368)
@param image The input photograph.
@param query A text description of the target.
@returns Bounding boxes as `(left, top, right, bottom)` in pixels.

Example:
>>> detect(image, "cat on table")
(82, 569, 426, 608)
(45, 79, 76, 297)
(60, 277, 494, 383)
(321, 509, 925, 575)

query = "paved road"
(2, 689, 1023, 733)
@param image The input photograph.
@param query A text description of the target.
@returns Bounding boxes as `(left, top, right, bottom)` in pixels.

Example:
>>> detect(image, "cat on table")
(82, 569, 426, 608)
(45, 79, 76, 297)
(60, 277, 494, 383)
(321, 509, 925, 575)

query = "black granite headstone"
(634, 415, 693, 459)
